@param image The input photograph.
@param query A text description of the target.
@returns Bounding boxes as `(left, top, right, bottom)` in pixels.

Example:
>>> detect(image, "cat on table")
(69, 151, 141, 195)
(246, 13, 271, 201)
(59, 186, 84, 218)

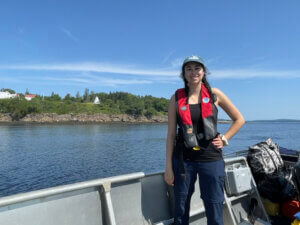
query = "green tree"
(83, 88, 90, 102)
(6, 98, 39, 120)
(0, 88, 15, 94)
(64, 93, 72, 101)
(144, 107, 156, 118)
(47, 92, 61, 101)
(90, 91, 96, 103)
(75, 91, 81, 102)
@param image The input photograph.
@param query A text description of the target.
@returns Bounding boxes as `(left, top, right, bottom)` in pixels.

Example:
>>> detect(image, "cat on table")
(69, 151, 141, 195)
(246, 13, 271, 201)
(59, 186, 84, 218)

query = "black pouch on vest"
(181, 125, 200, 149)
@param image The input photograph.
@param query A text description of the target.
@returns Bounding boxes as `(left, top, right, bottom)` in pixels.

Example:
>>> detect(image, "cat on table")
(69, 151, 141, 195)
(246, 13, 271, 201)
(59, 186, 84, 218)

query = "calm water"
(0, 122, 299, 197)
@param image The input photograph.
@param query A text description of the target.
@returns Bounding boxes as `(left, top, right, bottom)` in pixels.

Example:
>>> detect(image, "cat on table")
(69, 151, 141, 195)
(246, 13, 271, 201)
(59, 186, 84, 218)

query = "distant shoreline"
(246, 119, 300, 123)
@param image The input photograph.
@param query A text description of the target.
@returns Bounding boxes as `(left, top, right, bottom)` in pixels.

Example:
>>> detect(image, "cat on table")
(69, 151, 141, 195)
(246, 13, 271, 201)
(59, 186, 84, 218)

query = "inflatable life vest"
(175, 84, 218, 149)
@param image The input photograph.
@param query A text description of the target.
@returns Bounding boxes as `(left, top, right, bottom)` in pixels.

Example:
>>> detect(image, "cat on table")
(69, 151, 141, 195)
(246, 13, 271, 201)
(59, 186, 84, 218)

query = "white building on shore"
(93, 96, 100, 104)
(25, 94, 36, 101)
(0, 91, 17, 99)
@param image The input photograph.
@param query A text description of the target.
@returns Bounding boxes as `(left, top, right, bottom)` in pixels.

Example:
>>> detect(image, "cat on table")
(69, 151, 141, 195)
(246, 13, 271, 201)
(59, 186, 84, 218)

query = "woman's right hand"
(164, 167, 174, 186)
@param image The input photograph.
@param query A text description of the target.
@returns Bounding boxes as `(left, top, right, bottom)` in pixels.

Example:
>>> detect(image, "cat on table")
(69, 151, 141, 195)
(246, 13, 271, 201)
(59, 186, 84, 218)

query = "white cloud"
(171, 57, 184, 68)
(0, 63, 178, 76)
(0, 71, 154, 87)
(60, 27, 79, 42)
(1, 62, 300, 80)
(212, 69, 300, 79)
(162, 50, 175, 64)
(205, 56, 223, 64)
(0, 76, 21, 82)
(39, 74, 153, 87)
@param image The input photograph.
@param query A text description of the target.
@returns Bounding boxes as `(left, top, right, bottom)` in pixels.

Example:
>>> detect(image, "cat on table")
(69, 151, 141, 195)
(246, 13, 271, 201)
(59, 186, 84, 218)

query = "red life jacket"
(175, 84, 218, 149)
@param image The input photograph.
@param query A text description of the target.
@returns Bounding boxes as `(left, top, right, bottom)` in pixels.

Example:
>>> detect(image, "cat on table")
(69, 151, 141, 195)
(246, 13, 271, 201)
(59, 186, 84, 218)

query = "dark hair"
(180, 63, 213, 103)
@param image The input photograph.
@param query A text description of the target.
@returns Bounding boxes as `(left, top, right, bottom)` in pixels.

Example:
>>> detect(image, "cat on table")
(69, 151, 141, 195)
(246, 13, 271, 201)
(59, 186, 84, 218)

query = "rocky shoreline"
(0, 113, 233, 124)
(0, 113, 168, 124)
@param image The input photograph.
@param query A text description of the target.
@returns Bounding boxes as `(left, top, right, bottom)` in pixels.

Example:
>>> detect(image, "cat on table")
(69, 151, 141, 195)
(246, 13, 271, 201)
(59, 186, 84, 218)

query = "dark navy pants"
(172, 157, 225, 225)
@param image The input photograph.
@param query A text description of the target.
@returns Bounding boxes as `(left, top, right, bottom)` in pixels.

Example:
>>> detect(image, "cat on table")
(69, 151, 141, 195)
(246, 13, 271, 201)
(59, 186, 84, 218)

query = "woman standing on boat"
(164, 55, 244, 225)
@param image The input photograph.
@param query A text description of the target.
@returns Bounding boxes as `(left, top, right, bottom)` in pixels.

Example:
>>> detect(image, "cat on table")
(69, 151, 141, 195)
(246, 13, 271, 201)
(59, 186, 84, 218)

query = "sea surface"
(0, 121, 300, 197)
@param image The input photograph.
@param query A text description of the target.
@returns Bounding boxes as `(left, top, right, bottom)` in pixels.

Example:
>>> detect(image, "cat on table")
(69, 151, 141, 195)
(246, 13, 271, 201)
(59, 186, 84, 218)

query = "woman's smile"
(184, 62, 205, 84)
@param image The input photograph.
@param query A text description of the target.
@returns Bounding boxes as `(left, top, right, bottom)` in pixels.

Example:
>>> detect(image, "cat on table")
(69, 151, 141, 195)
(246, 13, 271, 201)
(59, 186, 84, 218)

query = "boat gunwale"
(0, 172, 144, 207)
(0, 156, 250, 208)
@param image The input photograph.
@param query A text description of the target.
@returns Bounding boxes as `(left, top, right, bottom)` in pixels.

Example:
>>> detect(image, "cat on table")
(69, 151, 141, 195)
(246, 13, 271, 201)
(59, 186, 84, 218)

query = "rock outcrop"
(0, 113, 12, 122)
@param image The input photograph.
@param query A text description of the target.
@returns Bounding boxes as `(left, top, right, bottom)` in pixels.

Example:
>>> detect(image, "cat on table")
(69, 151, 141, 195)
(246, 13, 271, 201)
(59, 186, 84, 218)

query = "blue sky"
(0, 0, 300, 120)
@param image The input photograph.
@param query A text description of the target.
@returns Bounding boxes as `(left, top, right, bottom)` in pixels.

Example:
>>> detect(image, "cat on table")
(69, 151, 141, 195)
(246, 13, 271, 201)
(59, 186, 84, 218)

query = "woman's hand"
(212, 88, 245, 141)
(212, 135, 223, 149)
(164, 167, 174, 186)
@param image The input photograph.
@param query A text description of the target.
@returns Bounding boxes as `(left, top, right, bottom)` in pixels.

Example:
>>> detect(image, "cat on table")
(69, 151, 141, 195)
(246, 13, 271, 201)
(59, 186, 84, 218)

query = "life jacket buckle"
(192, 146, 201, 151)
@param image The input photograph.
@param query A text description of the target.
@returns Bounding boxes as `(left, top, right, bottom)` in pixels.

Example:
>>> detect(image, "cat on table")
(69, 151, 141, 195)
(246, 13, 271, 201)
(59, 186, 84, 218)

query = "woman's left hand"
(212, 135, 223, 149)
